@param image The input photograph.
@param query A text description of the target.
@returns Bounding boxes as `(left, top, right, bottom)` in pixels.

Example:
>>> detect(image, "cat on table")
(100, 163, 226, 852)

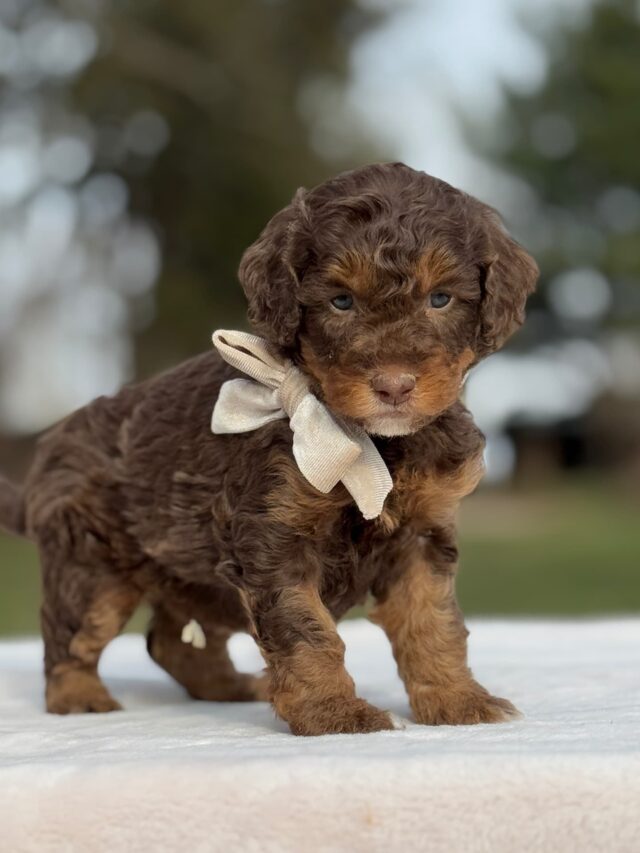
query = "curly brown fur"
(1, 163, 537, 733)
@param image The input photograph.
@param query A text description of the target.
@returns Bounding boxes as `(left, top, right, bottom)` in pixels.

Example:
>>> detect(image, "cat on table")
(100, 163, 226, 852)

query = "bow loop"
(211, 329, 393, 519)
(212, 330, 285, 390)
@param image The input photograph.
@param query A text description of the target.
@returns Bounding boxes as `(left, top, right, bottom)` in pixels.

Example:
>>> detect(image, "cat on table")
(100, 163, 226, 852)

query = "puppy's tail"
(0, 473, 26, 537)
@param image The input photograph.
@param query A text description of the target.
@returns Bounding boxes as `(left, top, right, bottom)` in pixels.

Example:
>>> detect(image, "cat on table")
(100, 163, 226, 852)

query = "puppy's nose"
(371, 372, 416, 406)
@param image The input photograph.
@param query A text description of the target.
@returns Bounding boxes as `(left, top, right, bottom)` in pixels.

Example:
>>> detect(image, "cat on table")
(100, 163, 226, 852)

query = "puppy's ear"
(476, 207, 539, 356)
(238, 188, 310, 348)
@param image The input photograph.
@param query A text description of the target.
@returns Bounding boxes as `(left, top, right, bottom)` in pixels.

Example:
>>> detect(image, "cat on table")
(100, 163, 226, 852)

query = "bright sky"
(350, 0, 594, 208)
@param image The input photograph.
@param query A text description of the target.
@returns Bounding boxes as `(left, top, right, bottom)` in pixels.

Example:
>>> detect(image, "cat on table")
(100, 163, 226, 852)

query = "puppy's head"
(239, 163, 538, 437)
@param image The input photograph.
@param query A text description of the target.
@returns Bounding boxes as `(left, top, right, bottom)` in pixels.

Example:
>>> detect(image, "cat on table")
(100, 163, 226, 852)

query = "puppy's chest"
(318, 456, 481, 615)
(376, 451, 483, 532)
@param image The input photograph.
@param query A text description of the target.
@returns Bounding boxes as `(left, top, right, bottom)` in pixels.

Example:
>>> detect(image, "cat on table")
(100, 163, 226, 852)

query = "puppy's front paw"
(410, 681, 520, 726)
(287, 697, 394, 736)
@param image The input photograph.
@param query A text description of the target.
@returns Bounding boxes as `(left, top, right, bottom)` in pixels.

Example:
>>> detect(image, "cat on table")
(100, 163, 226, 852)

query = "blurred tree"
(61, 0, 382, 373)
(483, 0, 640, 343)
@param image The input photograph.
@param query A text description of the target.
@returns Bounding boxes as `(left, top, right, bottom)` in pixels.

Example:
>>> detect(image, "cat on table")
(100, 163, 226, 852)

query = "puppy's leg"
(41, 556, 140, 714)
(248, 583, 394, 736)
(371, 532, 519, 725)
(147, 605, 268, 701)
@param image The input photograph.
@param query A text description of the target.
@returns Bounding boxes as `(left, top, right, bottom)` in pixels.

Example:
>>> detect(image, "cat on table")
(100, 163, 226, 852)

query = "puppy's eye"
(429, 292, 451, 309)
(330, 294, 354, 311)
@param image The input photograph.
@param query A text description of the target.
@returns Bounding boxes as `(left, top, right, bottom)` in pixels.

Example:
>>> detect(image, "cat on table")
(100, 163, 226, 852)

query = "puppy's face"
(239, 164, 538, 437)
(297, 246, 480, 436)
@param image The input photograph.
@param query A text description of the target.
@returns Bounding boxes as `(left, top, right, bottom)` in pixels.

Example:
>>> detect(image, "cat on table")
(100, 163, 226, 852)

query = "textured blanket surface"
(1, 618, 639, 853)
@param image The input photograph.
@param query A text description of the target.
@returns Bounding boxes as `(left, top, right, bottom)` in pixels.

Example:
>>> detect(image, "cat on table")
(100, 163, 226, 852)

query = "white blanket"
(1, 619, 639, 853)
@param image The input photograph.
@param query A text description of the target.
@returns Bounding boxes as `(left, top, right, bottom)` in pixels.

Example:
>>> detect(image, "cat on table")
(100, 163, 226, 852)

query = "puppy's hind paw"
(46, 667, 122, 715)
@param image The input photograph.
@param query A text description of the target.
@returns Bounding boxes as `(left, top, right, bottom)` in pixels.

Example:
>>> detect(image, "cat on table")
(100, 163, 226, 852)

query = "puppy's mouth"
(358, 401, 424, 437)
(359, 401, 423, 437)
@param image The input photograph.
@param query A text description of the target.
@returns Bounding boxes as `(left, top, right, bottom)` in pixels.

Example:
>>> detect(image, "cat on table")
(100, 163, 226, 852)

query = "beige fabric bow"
(211, 330, 393, 520)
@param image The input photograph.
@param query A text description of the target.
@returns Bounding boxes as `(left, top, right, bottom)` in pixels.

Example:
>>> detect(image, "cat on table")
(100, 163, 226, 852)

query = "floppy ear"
(238, 187, 310, 349)
(476, 207, 539, 356)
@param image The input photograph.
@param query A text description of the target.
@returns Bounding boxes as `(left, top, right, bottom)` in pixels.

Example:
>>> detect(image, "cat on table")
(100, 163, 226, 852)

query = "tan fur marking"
(46, 583, 140, 714)
(46, 664, 123, 714)
(415, 246, 464, 294)
(372, 557, 519, 725)
(412, 347, 476, 415)
(379, 450, 485, 533)
(258, 584, 393, 736)
(299, 342, 387, 423)
(402, 451, 484, 525)
(326, 251, 375, 295)
(322, 371, 377, 421)
(69, 585, 141, 665)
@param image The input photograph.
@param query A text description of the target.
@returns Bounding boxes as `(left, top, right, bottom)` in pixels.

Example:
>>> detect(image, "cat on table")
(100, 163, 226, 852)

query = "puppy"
(0, 163, 537, 734)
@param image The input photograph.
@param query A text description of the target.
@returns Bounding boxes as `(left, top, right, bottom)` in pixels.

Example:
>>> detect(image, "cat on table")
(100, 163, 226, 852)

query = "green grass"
(1, 476, 638, 635)
(0, 535, 40, 635)
(457, 478, 640, 615)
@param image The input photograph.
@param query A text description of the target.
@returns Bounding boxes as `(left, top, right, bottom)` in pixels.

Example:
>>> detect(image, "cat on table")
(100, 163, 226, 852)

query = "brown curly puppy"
(0, 163, 537, 734)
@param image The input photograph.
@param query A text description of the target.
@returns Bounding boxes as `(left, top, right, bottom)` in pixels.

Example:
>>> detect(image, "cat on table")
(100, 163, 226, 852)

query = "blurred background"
(1, 0, 639, 635)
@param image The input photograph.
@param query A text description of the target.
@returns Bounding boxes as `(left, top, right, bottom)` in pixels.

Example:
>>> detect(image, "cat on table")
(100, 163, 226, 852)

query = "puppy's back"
(21, 349, 231, 556)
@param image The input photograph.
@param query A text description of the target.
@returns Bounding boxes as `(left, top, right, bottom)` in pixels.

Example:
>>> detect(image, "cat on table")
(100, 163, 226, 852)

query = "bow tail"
(290, 396, 362, 493)
(340, 438, 394, 520)
(291, 398, 393, 519)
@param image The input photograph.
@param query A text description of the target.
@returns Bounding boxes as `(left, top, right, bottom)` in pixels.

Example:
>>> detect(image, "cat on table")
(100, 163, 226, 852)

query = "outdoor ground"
(1, 475, 638, 636)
